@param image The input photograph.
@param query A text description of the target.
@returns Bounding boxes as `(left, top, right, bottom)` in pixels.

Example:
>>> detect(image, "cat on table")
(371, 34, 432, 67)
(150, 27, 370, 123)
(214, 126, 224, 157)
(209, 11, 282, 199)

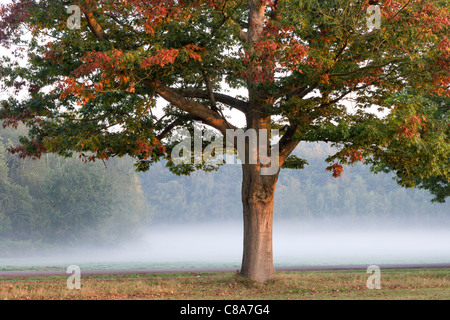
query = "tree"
(0, 125, 150, 245)
(378, 94, 450, 203)
(0, 137, 34, 237)
(0, 0, 449, 281)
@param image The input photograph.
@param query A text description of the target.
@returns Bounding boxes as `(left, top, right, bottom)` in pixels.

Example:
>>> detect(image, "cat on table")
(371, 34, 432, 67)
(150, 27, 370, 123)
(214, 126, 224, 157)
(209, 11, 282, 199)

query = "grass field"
(0, 268, 448, 300)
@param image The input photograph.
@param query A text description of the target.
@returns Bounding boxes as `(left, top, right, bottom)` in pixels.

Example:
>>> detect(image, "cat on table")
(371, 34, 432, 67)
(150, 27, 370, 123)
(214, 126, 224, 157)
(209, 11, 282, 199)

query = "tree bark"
(240, 163, 278, 282)
(238, 109, 280, 282)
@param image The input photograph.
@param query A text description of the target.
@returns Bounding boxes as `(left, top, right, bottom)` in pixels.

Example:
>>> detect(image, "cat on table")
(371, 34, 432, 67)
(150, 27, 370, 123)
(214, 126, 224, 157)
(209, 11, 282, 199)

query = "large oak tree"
(1, 0, 449, 281)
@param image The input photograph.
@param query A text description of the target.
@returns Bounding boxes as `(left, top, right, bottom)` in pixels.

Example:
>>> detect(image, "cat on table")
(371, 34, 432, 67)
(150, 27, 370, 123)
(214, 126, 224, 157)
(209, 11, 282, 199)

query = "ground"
(0, 268, 448, 300)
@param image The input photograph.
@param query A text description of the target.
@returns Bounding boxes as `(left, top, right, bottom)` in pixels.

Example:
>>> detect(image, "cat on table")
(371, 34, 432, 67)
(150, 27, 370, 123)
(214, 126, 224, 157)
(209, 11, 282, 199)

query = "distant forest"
(1, 126, 449, 251)
(0, 126, 150, 251)
(140, 141, 449, 225)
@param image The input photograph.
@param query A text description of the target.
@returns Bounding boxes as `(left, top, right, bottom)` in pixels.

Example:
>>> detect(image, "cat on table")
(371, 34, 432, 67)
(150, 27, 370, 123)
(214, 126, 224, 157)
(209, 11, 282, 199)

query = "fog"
(1, 217, 449, 271)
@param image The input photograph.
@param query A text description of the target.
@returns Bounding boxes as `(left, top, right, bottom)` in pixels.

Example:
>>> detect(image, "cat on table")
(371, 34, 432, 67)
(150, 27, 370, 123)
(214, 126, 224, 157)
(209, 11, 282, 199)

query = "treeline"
(1, 126, 448, 253)
(140, 142, 449, 225)
(0, 126, 150, 252)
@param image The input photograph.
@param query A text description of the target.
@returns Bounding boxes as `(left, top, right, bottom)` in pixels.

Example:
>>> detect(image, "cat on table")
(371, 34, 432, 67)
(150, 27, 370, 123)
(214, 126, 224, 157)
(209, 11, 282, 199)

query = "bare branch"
(178, 88, 249, 114)
(144, 80, 237, 135)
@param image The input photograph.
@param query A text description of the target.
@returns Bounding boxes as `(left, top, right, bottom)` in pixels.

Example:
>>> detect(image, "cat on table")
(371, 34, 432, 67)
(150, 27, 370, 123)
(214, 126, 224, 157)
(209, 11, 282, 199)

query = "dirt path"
(0, 263, 448, 278)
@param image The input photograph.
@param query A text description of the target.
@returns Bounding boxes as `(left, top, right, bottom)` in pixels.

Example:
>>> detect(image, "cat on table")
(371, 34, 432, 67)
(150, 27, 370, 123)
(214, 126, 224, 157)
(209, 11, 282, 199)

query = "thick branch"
(277, 125, 301, 168)
(178, 88, 249, 113)
(144, 80, 237, 135)
(247, 0, 266, 44)
(84, 9, 106, 40)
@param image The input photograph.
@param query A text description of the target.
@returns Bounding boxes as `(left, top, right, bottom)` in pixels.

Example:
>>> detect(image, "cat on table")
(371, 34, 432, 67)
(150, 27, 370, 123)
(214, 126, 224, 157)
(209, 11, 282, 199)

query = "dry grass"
(0, 268, 448, 300)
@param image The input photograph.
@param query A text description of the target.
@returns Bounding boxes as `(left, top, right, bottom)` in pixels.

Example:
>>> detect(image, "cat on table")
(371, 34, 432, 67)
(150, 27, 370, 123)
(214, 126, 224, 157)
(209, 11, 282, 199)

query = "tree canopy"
(0, 0, 448, 182)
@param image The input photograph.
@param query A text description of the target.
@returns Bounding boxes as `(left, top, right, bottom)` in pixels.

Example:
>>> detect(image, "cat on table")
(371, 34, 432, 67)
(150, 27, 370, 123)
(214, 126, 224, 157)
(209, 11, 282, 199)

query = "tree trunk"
(239, 0, 278, 282)
(240, 164, 279, 282)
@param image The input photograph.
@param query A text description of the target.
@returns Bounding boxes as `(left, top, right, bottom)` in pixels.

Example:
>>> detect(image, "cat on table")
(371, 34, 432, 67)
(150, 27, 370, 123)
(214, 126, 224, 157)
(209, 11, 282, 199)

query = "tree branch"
(201, 69, 218, 110)
(277, 124, 301, 168)
(214, 0, 249, 43)
(157, 118, 184, 140)
(144, 80, 237, 135)
(285, 82, 320, 101)
(103, 12, 139, 36)
(329, 58, 404, 78)
(177, 88, 249, 113)
(239, 29, 249, 43)
(278, 83, 372, 168)
(83, 8, 106, 40)
(269, 0, 281, 21)
(388, 0, 412, 23)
